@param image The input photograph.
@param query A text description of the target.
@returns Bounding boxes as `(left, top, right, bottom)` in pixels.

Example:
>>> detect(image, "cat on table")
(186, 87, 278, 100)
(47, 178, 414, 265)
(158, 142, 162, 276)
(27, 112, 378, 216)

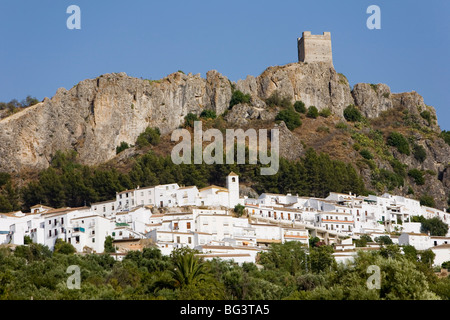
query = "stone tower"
(297, 31, 333, 66)
(227, 172, 240, 208)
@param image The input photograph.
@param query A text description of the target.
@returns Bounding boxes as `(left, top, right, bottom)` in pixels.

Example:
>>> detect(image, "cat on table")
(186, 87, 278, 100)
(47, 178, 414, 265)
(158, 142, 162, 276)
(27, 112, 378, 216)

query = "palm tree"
(170, 250, 206, 288)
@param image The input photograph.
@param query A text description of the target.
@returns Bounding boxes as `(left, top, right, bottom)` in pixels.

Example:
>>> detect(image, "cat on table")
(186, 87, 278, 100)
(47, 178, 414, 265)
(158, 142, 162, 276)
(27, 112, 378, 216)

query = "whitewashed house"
(398, 232, 431, 251)
(68, 214, 112, 253)
(315, 212, 354, 234)
(91, 199, 116, 217)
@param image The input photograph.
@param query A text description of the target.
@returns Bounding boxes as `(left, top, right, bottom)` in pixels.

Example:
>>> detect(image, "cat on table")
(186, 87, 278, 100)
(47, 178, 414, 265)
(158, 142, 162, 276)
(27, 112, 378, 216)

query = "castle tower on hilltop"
(297, 31, 333, 66)
(227, 172, 240, 208)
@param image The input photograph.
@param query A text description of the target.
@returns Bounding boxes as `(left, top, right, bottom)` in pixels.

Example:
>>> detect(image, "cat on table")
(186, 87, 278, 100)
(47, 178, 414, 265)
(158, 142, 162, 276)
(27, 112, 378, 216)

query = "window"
(177, 236, 180, 243)
(174, 222, 179, 230)
(188, 237, 192, 244)
(61, 217, 64, 224)
(92, 238, 95, 243)
(49, 230, 52, 237)
(48, 220, 51, 225)
(103, 207, 106, 212)
(187, 222, 191, 230)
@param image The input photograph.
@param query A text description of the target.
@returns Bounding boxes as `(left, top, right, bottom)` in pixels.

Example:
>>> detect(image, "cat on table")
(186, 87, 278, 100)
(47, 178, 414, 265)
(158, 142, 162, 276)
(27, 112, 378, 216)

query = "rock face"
(352, 83, 393, 118)
(0, 71, 231, 172)
(237, 62, 354, 117)
(0, 61, 445, 181)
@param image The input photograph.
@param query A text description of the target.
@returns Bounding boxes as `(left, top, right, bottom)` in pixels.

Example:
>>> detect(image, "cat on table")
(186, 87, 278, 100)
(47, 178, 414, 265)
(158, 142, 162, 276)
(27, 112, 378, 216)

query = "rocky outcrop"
(352, 83, 393, 118)
(237, 62, 354, 117)
(0, 61, 445, 179)
(0, 71, 231, 172)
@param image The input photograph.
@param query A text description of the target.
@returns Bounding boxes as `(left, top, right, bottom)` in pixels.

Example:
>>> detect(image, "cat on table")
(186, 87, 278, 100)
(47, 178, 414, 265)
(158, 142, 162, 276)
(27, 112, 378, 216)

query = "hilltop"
(0, 61, 449, 211)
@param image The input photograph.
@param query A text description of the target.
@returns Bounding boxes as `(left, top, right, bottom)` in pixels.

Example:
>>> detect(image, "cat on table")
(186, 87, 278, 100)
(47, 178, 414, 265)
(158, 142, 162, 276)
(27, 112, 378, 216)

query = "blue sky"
(0, 0, 449, 130)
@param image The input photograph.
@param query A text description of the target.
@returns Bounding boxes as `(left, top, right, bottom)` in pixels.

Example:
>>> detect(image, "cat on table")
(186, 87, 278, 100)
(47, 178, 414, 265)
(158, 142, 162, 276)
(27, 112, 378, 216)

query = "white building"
(398, 232, 431, 251)
(68, 214, 112, 253)
(430, 244, 450, 267)
(315, 212, 354, 234)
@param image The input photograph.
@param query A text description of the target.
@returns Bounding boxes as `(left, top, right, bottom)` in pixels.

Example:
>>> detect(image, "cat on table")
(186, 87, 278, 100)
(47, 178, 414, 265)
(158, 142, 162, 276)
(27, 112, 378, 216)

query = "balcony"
(73, 227, 85, 233)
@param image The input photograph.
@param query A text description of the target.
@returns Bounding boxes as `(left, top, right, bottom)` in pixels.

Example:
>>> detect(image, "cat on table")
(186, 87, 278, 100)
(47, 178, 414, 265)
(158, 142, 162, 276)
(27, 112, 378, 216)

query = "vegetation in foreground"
(0, 241, 449, 300)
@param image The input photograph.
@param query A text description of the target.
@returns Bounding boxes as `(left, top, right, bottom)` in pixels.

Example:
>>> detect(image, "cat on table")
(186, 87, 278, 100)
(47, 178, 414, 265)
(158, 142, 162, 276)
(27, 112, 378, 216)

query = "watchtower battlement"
(297, 31, 333, 66)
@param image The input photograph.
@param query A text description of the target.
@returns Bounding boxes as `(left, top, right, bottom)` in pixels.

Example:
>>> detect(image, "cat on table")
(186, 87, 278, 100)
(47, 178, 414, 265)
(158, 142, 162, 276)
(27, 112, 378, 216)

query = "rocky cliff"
(1, 61, 449, 209)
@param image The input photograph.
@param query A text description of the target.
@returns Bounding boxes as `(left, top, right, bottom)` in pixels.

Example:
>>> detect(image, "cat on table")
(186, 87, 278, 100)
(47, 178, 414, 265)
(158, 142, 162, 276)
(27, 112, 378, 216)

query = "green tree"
(359, 149, 373, 160)
(419, 195, 436, 209)
(53, 239, 76, 255)
(170, 249, 206, 288)
(375, 235, 393, 246)
(229, 90, 251, 108)
(355, 234, 372, 247)
(306, 106, 319, 119)
(420, 249, 436, 267)
(233, 204, 246, 217)
(199, 109, 217, 119)
(420, 217, 448, 236)
(440, 130, 450, 146)
(183, 113, 198, 128)
(309, 245, 335, 273)
(275, 108, 302, 131)
(420, 110, 432, 125)
(136, 127, 161, 148)
(343, 105, 363, 122)
(294, 101, 306, 113)
(387, 132, 410, 155)
(104, 236, 116, 253)
(258, 241, 308, 275)
(402, 245, 418, 261)
(412, 144, 427, 162)
(265, 91, 291, 109)
(116, 141, 130, 154)
(408, 169, 425, 185)
(319, 108, 332, 118)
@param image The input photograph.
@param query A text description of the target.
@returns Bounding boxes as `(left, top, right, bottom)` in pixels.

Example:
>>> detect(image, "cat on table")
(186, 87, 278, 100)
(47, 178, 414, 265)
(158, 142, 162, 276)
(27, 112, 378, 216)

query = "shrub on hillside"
(265, 91, 292, 109)
(387, 132, 410, 155)
(294, 101, 306, 113)
(200, 109, 217, 119)
(136, 127, 161, 148)
(183, 113, 199, 128)
(275, 108, 302, 131)
(343, 105, 363, 122)
(306, 106, 319, 119)
(229, 90, 251, 108)
(116, 141, 130, 154)
(412, 144, 427, 163)
(408, 169, 425, 185)
(319, 108, 332, 118)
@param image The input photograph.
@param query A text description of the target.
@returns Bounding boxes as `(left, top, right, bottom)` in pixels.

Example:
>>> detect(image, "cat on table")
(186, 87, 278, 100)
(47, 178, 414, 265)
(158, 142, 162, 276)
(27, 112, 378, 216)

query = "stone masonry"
(298, 31, 333, 66)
